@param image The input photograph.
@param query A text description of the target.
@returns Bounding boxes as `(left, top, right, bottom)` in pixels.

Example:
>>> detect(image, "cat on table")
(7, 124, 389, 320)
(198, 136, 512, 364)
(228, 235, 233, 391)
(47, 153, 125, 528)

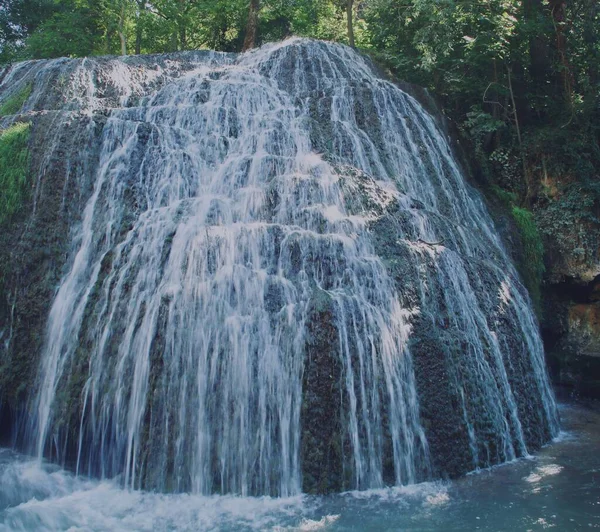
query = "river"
(0, 400, 598, 531)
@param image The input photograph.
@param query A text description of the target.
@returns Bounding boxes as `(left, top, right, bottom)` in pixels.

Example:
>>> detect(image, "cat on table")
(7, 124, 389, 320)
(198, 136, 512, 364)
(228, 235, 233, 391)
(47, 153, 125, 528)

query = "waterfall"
(0, 38, 558, 496)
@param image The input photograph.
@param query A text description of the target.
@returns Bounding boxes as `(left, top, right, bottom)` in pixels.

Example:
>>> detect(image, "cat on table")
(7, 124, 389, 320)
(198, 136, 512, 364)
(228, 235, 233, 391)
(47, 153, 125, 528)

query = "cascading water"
(0, 38, 558, 497)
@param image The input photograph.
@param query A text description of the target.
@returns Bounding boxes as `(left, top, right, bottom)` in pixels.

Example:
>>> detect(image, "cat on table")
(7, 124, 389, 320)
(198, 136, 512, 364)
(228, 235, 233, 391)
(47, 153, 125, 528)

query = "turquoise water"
(1, 402, 598, 531)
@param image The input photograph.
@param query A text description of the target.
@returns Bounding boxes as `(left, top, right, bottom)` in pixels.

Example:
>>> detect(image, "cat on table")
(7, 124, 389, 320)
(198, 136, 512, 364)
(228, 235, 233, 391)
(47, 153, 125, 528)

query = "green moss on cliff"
(0, 122, 31, 225)
(0, 84, 32, 117)
(490, 184, 517, 207)
(488, 179, 546, 311)
(511, 206, 545, 311)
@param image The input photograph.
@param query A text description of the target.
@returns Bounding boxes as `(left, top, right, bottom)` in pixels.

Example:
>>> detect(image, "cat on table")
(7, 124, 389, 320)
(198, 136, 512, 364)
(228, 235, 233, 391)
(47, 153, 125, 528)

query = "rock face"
(543, 275, 600, 398)
(530, 175, 600, 398)
(0, 39, 558, 495)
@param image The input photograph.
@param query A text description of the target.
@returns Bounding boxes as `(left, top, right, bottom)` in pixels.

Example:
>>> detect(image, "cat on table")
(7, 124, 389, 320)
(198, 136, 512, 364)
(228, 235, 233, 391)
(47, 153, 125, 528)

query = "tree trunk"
(135, 0, 145, 55)
(346, 0, 355, 48)
(118, 2, 127, 56)
(135, 25, 141, 55)
(118, 32, 127, 56)
(523, 0, 552, 86)
(584, 0, 598, 103)
(548, 0, 574, 106)
(178, 0, 187, 51)
(507, 65, 531, 203)
(179, 24, 187, 50)
(242, 0, 260, 52)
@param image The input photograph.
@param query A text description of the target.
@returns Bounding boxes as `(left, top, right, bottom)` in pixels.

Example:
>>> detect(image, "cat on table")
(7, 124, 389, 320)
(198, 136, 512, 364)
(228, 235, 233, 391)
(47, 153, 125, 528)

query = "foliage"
(488, 180, 545, 310)
(0, 84, 32, 117)
(26, 8, 101, 58)
(490, 184, 517, 207)
(365, 0, 599, 301)
(535, 183, 600, 276)
(0, 0, 57, 62)
(0, 0, 352, 59)
(0, 122, 31, 225)
(511, 206, 544, 311)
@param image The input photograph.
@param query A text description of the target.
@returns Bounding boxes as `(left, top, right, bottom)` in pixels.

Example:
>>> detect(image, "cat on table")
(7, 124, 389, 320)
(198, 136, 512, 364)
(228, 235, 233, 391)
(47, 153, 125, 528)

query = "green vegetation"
(489, 181, 545, 311)
(0, 84, 32, 117)
(490, 185, 517, 208)
(0, 0, 358, 60)
(0, 122, 31, 225)
(511, 206, 545, 311)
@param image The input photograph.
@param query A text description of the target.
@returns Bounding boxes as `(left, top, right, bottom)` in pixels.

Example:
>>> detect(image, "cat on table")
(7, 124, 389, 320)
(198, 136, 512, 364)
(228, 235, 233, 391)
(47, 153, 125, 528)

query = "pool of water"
(1, 402, 599, 531)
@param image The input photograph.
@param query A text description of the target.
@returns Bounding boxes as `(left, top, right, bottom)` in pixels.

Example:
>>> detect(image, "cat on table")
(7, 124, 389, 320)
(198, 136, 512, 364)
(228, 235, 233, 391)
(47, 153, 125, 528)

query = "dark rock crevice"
(543, 274, 600, 398)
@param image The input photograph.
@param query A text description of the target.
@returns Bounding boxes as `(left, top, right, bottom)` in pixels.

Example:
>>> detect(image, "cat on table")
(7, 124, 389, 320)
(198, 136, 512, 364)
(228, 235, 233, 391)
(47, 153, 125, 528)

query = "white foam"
(342, 480, 449, 503)
(524, 464, 563, 484)
(551, 431, 575, 444)
(273, 514, 340, 531)
(0, 458, 308, 532)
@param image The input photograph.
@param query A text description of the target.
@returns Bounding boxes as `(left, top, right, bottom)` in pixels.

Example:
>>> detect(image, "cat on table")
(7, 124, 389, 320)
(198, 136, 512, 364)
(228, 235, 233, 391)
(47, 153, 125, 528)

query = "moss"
(511, 206, 545, 312)
(486, 182, 546, 312)
(490, 184, 517, 207)
(0, 84, 32, 117)
(0, 122, 31, 225)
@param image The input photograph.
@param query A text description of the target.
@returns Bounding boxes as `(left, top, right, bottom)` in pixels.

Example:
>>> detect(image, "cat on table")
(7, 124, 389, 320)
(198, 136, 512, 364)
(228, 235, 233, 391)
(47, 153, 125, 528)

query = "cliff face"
(0, 40, 558, 494)
(539, 202, 600, 398)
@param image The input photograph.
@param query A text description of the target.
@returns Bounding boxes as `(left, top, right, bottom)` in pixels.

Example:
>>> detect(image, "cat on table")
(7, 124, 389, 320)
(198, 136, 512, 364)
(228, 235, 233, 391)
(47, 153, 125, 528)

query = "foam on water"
(524, 464, 564, 484)
(0, 451, 448, 531)
(0, 452, 309, 531)
(341, 480, 449, 503)
(551, 430, 575, 444)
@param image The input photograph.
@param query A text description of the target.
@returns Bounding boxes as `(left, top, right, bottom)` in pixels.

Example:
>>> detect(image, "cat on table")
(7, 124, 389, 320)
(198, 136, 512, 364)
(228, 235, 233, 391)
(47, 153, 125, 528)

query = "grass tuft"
(511, 206, 545, 311)
(0, 84, 32, 117)
(0, 121, 31, 225)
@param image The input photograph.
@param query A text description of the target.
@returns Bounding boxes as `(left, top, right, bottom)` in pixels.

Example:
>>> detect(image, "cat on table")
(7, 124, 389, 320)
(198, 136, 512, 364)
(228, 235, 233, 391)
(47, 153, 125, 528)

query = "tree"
(134, 0, 146, 54)
(242, 0, 259, 51)
(1, 0, 58, 61)
(346, 0, 354, 47)
(523, 0, 552, 87)
(25, 0, 104, 58)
